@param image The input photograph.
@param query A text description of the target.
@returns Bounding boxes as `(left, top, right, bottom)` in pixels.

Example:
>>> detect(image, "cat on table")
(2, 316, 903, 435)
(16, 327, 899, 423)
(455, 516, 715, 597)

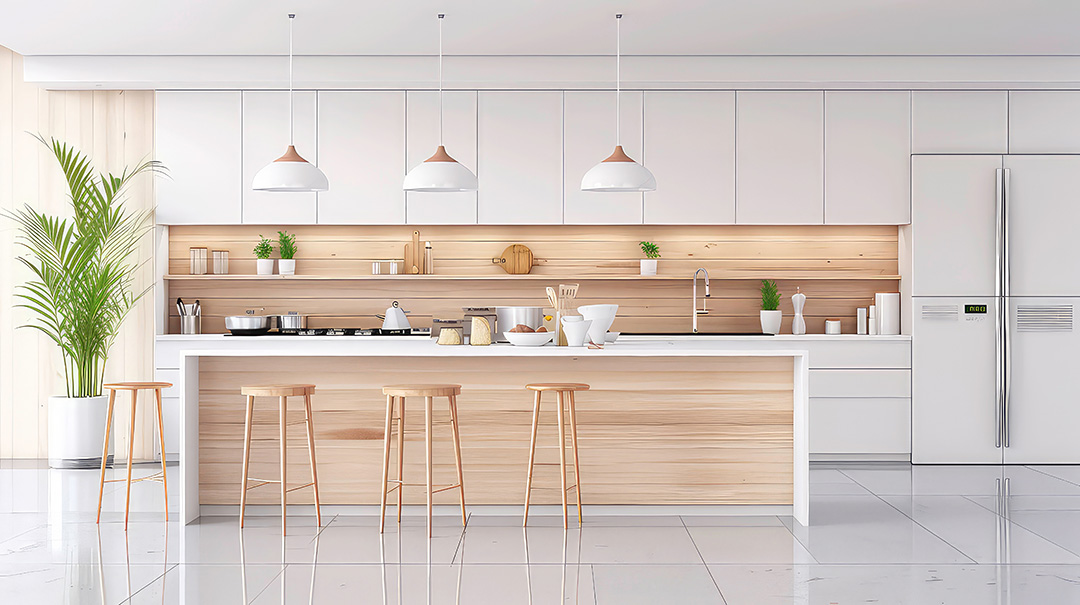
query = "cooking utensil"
(193, 299, 201, 318)
(176, 297, 185, 317)
(545, 287, 559, 310)
(380, 301, 412, 331)
(411, 230, 422, 274)
(274, 312, 308, 333)
(492, 244, 539, 274)
(495, 306, 544, 342)
(225, 311, 272, 336)
(559, 283, 579, 305)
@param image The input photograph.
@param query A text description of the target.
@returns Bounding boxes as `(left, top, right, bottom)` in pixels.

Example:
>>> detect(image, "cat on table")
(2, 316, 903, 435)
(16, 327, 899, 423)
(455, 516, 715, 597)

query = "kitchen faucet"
(693, 268, 710, 333)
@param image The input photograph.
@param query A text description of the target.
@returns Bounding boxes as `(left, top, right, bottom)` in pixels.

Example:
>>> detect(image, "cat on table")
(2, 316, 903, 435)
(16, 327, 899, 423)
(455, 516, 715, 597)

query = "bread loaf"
(470, 317, 492, 346)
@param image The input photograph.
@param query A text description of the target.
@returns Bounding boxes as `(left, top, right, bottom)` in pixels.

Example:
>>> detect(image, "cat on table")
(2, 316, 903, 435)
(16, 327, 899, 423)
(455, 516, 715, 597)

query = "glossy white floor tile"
(4, 462, 1080, 603)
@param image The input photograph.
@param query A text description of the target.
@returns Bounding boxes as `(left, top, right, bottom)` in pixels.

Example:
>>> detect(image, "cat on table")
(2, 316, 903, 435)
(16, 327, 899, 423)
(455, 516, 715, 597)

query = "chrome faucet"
(693, 268, 710, 333)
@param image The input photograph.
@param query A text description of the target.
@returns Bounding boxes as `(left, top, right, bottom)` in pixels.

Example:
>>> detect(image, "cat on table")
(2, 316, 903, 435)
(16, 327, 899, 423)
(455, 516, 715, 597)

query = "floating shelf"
(163, 273, 901, 282)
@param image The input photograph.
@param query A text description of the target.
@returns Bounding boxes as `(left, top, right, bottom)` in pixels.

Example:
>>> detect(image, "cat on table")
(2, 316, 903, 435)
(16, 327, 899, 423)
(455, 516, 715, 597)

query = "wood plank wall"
(199, 355, 795, 506)
(0, 45, 156, 458)
(169, 225, 899, 335)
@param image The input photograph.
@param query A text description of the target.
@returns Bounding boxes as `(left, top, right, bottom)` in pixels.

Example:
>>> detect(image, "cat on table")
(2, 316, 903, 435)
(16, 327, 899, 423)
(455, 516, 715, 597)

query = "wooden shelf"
(163, 273, 901, 282)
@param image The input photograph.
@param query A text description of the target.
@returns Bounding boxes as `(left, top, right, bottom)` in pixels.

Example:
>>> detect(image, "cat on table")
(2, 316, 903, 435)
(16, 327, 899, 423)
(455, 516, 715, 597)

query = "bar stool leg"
(96, 389, 117, 524)
(568, 391, 583, 526)
(154, 388, 169, 520)
(448, 394, 467, 527)
(523, 390, 542, 527)
(379, 395, 394, 533)
(124, 390, 138, 531)
(279, 395, 288, 537)
(240, 395, 255, 528)
(302, 392, 322, 527)
(425, 396, 434, 538)
(555, 390, 569, 530)
(396, 397, 406, 525)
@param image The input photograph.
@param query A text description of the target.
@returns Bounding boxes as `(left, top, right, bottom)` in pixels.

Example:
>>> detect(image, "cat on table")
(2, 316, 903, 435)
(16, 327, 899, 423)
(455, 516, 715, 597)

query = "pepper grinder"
(791, 287, 806, 335)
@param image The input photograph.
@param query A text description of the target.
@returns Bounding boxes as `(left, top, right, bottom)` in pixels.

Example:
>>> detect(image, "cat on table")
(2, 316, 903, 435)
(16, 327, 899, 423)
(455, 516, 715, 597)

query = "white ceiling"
(3, 0, 1080, 57)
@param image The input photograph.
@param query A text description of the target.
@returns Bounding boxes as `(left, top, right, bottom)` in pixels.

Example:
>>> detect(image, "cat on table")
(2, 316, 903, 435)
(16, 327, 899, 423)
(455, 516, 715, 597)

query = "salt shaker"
(791, 287, 806, 335)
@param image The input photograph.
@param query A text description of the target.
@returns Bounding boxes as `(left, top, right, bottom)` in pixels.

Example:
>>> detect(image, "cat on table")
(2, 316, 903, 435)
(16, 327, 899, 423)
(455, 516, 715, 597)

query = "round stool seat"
(104, 382, 173, 390)
(382, 384, 461, 397)
(241, 384, 316, 397)
(525, 383, 590, 392)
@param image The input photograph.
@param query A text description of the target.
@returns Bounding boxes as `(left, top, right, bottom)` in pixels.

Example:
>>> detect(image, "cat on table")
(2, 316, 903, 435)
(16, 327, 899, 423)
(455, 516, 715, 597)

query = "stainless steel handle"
(1001, 168, 1012, 448)
(994, 168, 1005, 448)
(1004, 298, 1012, 448)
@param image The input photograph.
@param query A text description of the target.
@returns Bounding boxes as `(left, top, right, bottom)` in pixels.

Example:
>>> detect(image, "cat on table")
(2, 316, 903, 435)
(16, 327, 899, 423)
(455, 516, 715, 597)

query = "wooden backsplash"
(166, 225, 899, 334)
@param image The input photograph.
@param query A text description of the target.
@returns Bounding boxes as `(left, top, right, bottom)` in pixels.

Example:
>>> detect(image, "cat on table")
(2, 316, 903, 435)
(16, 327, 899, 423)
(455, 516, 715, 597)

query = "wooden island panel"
(197, 355, 794, 506)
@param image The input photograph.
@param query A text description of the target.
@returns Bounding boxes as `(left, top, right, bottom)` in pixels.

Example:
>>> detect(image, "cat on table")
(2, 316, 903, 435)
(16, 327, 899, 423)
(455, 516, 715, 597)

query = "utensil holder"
(180, 315, 201, 335)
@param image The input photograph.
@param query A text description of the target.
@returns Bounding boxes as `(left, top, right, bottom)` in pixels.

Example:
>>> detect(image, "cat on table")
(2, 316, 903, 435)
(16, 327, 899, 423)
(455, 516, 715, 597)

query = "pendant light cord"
(438, 13, 445, 147)
(288, 13, 295, 146)
(615, 13, 622, 147)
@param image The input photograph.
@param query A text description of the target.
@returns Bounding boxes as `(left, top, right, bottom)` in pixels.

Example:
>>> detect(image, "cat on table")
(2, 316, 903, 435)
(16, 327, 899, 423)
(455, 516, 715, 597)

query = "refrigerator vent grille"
(920, 304, 958, 320)
(1016, 304, 1073, 332)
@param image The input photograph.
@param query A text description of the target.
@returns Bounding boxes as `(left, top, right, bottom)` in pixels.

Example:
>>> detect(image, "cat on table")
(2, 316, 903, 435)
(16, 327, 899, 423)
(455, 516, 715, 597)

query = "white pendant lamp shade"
(404, 14, 477, 192)
(253, 14, 329, 193)
(582, 13, 655, 193)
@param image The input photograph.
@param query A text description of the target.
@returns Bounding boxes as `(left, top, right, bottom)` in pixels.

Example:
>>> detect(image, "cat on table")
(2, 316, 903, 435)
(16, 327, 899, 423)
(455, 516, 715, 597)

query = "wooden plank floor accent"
(168, 224, 899, 335)
(198, 355, 795, 506)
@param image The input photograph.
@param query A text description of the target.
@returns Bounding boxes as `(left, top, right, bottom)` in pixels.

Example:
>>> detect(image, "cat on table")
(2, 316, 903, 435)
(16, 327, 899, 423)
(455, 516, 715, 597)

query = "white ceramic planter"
(760, 310, 782, 335)
(48, 395, 110, 469)
(256, 258, 274, 275)
(278, 259, 296, 275)
(640, 259, 658, 276)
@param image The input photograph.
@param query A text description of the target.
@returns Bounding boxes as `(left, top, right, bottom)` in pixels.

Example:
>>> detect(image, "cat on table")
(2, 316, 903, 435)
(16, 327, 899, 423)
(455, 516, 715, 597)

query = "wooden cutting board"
(492, 244, 535, 274)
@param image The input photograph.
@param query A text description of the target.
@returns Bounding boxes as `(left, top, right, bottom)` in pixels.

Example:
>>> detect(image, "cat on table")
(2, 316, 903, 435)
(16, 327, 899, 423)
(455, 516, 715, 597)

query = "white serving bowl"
(505, 331, 555, 347)
(605, 331, 620, 343)
(577, 304, 618, 345)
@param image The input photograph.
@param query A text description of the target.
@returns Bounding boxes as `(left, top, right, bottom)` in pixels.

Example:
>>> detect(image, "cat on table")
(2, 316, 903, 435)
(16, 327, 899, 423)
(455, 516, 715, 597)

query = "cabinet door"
(405, 91, 477, 224)
(736, 91, 824, 224)
(564, 91, 643, 224)
(642, 92, 734, 224)
(477, 92, 563, 224)
(911, 91, 1008, 154)
(1008, 92, 1080, 153)
(317, 92, 406, 224)
(825, 91, 911, 224)
(241, 91, 318, 224)
(155, 92, 242, 224)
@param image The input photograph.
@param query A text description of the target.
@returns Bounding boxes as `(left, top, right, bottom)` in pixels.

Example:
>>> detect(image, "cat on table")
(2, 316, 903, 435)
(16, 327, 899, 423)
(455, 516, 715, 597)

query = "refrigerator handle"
(1002, 167, 1012, 448)
(994, 168, 1005, 448)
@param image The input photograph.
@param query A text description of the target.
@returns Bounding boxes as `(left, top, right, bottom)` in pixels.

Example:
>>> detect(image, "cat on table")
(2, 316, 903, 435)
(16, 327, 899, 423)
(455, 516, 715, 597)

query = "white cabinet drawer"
(805, 340, 910, 369)
(155, 341, 186, 370)
(811, 398, 910, 454)
(809, 369, 911, 398)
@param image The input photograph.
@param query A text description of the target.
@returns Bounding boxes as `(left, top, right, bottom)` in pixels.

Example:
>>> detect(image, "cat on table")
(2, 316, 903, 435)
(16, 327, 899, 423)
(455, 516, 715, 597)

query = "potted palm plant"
(760, 279, 782, 335)
(277, 230, 297, 275)
(254, 236, 274, 275)
(5, 136, 161, 468)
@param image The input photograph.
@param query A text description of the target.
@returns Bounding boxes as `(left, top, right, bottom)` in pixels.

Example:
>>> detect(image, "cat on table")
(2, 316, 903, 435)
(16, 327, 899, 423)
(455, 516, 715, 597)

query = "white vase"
(48, 395, 110, 469)
(640, 259, 658, 276)
(760, 310, 782, 335)
(256, 259, 274, 275)
(278, 259, 296, 275)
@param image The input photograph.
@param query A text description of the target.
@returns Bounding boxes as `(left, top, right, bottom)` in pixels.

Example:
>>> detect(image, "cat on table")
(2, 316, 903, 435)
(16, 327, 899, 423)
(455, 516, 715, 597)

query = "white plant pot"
(640, 259, 658, 276)
(278, 259, 296, 276)
(760, 310, 782, 335)
(256, 258, 274, 275)
(48, 395, 111, 469)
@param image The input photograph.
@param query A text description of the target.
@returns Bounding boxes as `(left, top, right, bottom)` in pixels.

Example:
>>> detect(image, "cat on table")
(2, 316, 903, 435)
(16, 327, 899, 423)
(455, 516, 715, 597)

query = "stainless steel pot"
(225, 310, 272, 336)
(273, 312, 309, 333)
(495, 306, 544, 342)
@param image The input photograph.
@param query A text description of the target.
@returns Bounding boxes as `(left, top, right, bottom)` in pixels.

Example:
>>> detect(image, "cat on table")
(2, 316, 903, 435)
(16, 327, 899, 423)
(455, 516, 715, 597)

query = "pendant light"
(252, 13, 329, 192)
(403, 14, 478, 192)
(581, 14, 656, 192)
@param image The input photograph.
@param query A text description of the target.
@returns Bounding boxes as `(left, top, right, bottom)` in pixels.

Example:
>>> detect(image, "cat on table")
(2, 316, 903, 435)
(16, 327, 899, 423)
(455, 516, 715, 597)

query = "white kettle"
(380, 301, 412, 331)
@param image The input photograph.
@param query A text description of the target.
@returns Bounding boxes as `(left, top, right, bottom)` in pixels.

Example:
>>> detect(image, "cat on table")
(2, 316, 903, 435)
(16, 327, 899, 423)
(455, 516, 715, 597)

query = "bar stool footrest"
(103, 471, 166, 485)
(285, 482, 316, 493)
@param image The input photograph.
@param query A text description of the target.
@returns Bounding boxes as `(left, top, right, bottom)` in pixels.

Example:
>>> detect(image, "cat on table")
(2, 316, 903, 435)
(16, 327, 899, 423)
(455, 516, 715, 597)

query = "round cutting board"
(493, 244, 535, 274)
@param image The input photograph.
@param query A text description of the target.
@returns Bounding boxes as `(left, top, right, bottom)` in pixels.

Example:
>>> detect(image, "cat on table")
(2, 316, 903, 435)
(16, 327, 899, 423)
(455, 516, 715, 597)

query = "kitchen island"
(168, 336, 809, 525)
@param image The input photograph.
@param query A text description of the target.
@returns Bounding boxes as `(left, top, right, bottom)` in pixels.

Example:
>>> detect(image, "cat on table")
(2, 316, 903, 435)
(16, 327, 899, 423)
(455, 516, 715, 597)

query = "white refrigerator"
(911, 155, 1080, 464)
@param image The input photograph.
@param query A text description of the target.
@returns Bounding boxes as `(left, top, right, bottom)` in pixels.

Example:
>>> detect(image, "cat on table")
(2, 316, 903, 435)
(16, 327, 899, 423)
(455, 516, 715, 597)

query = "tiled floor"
(5, 462, 1080, 603)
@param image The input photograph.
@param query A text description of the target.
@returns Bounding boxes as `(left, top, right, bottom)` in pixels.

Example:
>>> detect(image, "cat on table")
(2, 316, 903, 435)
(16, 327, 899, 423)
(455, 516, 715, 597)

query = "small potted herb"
(254, 236, 274, 275)
(760, 279, 782, 334)
(277, 230, 297, 275)
(639, 241, 660, 276)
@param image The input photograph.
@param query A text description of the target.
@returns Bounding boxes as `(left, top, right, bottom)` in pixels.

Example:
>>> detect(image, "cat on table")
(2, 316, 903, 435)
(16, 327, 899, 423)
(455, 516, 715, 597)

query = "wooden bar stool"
(238, 384, 322, 536)
(523, 383, 588, 529)
(379, 384, 466, 537)
(96, 382, 172, 530)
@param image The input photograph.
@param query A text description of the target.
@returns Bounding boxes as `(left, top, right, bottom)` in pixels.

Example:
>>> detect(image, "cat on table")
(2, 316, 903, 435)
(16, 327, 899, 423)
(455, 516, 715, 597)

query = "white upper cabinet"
(476, 92, 563, 224)
(405, 91, 478, 224)
(1008, 92, 1080, 153)
(824, 91, 911, 225)
(241, 91, 318, 224)
(317, 92, 406, 225)
(564, 91, 643, 224)
(156, 91, 242, 224)
(736, 91, 824, 224)
(911, 91, 1008, 154)
(642, 92, 735, 224)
